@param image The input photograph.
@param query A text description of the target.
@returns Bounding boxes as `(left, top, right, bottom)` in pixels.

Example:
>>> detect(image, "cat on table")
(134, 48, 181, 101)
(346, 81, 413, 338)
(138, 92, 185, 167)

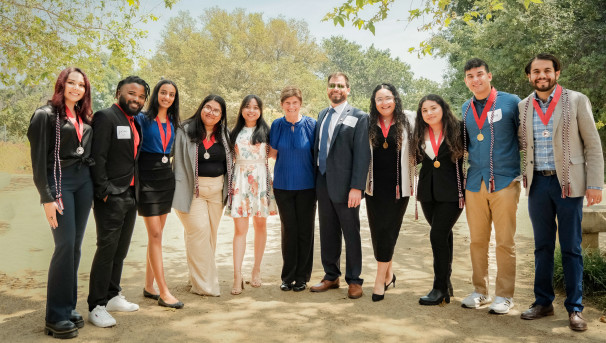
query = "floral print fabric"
(228, 126, 277, 217)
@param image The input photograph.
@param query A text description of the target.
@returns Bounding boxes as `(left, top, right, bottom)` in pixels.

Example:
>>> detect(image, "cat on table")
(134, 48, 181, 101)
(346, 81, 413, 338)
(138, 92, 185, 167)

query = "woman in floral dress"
(228, 94, 277, 295)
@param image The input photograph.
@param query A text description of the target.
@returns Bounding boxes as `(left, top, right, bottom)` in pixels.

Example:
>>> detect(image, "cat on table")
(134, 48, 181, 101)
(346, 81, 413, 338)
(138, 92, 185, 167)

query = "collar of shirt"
(533, 86, 558, 108)
(330, 101, 348, 117)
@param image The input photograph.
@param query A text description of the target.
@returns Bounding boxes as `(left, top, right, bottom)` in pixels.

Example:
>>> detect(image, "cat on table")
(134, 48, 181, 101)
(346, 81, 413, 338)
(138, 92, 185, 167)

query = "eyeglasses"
(375, 96, 394, 104)
(328, 83, 347, 89)
(203, 105, 221, 117)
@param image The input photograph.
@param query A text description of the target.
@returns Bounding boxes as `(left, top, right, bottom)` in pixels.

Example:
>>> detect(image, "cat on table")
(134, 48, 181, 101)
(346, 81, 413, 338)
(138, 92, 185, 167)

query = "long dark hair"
(412, 94, 464, 163)
(230, 95, 270, 146)
(144, 79, 181, 128)
(49, 67, 92, 124)
(369, 83, 411, 150)
(185, 94, 232, 150)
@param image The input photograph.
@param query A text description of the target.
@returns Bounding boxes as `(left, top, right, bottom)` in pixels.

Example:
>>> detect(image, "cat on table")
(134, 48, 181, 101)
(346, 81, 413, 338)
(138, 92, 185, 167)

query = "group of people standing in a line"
(28, 53, 603, 339)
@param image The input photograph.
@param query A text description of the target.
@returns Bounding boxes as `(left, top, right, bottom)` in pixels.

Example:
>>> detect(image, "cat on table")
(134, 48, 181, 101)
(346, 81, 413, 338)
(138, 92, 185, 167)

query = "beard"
(329, 92, 346, 104)
(531, 78, 557, 92)
(118, 96, 143, 116)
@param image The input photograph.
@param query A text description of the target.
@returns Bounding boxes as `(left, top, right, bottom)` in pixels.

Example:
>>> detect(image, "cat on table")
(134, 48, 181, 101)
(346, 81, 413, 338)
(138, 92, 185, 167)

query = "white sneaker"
(489, 296, 514, 314)
(461, 292, 492, 309)
(89, 305, 116, 327)
(106, 292, 139, 312)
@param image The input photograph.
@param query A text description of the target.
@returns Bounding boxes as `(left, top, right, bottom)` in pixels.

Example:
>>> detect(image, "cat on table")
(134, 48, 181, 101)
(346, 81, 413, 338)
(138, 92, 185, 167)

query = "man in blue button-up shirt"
(460, 58, 521, 315)
(518, 53, 604, 332)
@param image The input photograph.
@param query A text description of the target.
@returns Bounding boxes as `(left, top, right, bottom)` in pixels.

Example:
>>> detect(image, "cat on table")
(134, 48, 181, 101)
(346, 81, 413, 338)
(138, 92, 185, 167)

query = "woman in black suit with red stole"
(412, 94, 465, 306)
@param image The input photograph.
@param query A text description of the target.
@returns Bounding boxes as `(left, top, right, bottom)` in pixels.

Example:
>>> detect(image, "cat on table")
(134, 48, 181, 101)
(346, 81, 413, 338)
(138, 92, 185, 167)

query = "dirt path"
(0, 172, 604, 342)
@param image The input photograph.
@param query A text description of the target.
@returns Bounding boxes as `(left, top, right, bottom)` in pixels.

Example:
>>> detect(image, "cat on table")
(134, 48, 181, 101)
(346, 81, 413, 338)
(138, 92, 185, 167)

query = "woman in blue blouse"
(135, 79, 183, 309)
(269, 86, 317, 292)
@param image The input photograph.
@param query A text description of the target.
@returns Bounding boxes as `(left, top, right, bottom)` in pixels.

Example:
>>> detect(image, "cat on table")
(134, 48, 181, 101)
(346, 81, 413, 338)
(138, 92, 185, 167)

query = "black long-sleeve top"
(27, 105, 93, 203)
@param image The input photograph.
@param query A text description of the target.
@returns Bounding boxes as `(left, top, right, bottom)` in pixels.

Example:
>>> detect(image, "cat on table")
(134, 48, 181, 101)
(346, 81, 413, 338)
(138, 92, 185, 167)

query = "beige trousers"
(175, 176, 224, 296)
(465, 180, 520, 298)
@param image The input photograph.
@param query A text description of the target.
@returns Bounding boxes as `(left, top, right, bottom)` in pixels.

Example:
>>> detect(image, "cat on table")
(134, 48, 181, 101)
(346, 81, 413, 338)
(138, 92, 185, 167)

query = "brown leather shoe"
(569, 311, 588, 331)
(310, 279, 340, 292)
(520, 303, 555, 320)
(347, 284, 363, 299)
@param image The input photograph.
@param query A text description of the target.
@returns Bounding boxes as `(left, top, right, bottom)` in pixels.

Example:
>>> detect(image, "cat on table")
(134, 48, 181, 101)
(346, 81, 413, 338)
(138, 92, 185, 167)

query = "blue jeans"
(528, 172, 584, 313)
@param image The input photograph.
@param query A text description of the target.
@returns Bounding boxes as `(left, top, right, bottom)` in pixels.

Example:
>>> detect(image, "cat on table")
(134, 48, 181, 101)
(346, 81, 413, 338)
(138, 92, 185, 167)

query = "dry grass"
(0, 142, 31, 174)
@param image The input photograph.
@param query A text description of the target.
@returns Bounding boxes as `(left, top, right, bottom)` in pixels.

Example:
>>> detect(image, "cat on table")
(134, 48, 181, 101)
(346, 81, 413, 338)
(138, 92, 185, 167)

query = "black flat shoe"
(372, 293, 385, 302)
(44, 320, 78, 339)
(419, 289, 450, 306)
(292, 282, 306, 292)
(69, 310, 84, 329)
(158, 297, 184, 309)
(384, 274, 396, 291)
(280, 281, 293, 291)
(143, 288, 160, 300)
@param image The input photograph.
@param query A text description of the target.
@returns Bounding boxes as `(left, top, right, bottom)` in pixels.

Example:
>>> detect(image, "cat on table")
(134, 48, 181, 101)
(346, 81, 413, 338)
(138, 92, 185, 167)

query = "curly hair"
(412, 94, 464, 163)
(368, 83, 411, 151)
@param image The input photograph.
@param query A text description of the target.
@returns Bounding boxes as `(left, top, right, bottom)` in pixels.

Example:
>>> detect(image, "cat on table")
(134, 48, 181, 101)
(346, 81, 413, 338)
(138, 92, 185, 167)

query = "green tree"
(320, 36, 440, 112)
(324, 0, 543, 55)
(0, 0, 178, 138)
(141, 8, 327, 124)
(432, 0, 606, 120)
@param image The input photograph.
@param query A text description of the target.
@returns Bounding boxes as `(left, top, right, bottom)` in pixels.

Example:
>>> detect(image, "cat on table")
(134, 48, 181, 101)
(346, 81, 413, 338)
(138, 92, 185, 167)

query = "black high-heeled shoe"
(384, 274, 396, 291)
(419, 289, 450, 306)
(372, 293, 385, 302)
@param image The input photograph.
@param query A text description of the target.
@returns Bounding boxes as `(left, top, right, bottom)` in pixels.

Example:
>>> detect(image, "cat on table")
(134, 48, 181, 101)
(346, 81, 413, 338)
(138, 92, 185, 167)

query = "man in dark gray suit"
(310, 72, 370, 299)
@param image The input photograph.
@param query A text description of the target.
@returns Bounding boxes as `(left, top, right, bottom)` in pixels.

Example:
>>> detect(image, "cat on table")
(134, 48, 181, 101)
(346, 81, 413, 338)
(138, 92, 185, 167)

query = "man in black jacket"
(87, 76, 149, 328)
(310, 72, 370, 299)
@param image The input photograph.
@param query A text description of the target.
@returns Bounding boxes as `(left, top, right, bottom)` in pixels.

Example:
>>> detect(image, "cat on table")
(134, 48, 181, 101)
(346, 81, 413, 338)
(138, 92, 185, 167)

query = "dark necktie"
(318, 108, 335, 175)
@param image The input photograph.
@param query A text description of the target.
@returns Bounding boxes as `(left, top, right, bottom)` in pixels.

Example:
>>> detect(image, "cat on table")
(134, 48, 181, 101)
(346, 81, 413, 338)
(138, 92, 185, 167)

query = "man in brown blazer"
(518, 53, 603, 332)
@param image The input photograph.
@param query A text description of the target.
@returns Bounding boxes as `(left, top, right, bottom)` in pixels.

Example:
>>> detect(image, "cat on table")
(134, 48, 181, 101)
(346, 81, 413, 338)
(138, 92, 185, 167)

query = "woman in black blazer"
(27, 67, 94, 338)
(412, 94, 465, 306)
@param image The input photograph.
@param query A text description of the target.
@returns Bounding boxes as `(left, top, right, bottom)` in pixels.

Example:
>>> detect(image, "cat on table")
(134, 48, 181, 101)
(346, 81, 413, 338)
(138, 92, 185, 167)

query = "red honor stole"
(116, 104, 140, 186)
(532, 84, 562, 126)
(472, 87, 497, 133)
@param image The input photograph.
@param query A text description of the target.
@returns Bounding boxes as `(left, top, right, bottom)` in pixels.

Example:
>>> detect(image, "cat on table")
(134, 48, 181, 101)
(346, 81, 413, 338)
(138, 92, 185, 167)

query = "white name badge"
(117, 126, 131, 139)
(488, 109, 502, 123)
(343, 116, 358, 128)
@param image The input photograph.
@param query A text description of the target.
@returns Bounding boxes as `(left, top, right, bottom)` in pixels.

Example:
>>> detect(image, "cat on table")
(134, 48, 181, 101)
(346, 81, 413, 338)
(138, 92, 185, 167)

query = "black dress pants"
(316, 173, 363, 285)
(274, 188, 316, 284)
(420, 200, 462, 292)
(46, 165, 93, 323)
(87, 187, 137, 311)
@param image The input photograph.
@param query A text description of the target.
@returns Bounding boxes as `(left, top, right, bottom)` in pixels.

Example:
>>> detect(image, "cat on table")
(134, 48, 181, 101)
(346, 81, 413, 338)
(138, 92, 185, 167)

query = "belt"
(535, 170, 557, 176)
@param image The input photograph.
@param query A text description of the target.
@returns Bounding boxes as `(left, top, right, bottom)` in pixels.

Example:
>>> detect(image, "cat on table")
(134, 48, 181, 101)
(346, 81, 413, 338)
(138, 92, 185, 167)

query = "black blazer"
(90, 104, 142, 200)
(313, 103, 370, 203)
(416, 141, 463, 203)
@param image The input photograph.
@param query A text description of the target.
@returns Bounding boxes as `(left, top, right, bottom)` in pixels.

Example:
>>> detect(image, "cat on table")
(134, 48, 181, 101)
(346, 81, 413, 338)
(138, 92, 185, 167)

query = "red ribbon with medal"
(202, 135, 215, 159)
(532, 84, 561, 138)
(471, 87, 497, 142)
(379, 117, 393, 149)
(65, 107, 84, 155)
(429, 127, 443, 168)
(156, 116, 172, 163)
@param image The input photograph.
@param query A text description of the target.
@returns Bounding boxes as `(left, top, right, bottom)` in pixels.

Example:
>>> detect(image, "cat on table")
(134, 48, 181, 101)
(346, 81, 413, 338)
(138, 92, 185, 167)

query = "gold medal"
(477, 133, 484, 141)
(383, 141, 388, 149)
(433, 160, 440, 168)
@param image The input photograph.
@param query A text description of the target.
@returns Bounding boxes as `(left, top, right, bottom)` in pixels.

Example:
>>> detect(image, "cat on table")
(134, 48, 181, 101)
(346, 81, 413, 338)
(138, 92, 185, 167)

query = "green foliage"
(320, 36, 440, 112)
(0, 0, 178, 138)
(432, 0, 606, 120)
(140, 8, 327, 126)
(323, 0, 543, 55)
(554, 248, 606, 309)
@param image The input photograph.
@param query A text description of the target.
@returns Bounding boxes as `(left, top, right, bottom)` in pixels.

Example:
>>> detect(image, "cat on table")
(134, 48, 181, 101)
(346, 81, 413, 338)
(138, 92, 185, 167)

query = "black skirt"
(137, 152, 175, 216)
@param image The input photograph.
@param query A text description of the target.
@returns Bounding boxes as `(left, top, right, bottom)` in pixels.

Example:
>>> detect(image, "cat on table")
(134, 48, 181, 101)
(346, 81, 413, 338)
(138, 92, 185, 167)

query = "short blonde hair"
(280, 86, 302, 104)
